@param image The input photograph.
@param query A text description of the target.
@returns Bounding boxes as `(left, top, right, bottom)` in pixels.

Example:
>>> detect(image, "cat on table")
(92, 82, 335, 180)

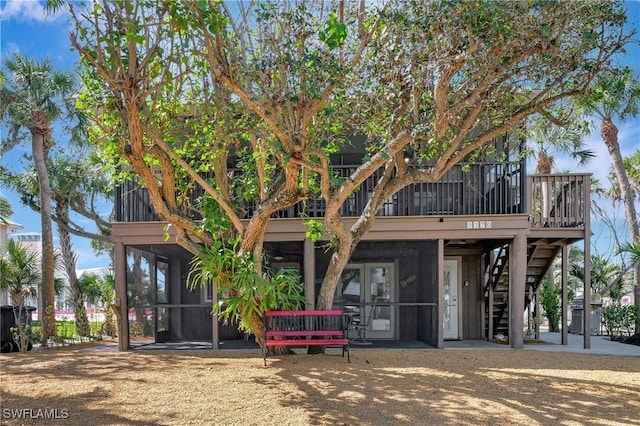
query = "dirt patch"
(1, 343, 639, 425)
(622, 333, 640, 346)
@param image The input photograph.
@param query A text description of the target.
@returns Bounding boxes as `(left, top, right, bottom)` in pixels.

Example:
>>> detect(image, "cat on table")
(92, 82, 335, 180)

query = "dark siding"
(447, 248, 484, 340)
(315, 240, 439, 346)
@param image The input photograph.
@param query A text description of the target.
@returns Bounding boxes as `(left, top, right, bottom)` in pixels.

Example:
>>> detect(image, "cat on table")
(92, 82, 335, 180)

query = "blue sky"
(0, 0, 639, 267)
(0, 0, 111, 269)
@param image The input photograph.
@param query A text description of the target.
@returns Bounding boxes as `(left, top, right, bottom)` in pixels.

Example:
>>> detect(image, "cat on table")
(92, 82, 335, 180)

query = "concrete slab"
(443, 333, 639, 356)
(73, 333, 639, 357)
(525, 332, 640, 357)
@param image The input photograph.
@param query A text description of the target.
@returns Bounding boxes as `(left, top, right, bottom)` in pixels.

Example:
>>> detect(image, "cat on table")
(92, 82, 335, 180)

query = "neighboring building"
(0, 218, 24, 305)
(13, 232, 43, 256)
(111, 135, 591, 351)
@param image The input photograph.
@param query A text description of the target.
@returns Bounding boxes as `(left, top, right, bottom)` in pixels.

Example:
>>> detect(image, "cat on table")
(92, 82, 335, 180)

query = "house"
(110, 134, 592, 351)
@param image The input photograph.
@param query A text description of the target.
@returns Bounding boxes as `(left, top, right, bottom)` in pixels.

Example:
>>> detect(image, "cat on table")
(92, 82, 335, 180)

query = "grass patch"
(30, 320, 104, 341)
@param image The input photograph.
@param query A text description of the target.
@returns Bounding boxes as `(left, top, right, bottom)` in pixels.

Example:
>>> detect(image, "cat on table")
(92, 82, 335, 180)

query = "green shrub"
(540, 278, 574, 332)
(602, 304, 639, 340)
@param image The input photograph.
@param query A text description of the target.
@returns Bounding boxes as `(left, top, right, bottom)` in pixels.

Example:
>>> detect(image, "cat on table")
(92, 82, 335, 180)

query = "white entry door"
(443, 259, 460, 340)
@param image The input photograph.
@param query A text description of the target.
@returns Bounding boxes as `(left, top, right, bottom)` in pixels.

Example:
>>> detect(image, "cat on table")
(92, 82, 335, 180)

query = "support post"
(114, 242, 129, 351)
(488, 261, 494, 341)
(171, 257, 182, 341)
(583, 239, 591, 349)
(561, 244, 568, 345)
(584, 177, 592, 349)
(437, 239, 444, 349)
(212, 280, 219, 350)
(304, 238, 315, 309)
(509, 234, 526, 349)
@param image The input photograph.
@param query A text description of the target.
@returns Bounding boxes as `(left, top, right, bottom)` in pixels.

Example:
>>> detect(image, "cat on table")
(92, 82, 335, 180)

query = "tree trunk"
(72, 292, 91, 338)
(548, 313, 559, 332)
(31, 127, 57, 344)
(239, 212, 303, 356)
(246, 299, 292, 356)
(58, 217, 91, 337)
(601, 117, 640, 326)
(317, 247, 353, 311)
(536, 152, 553, 222)
(308, 244, 354, 355)
(102, 305, 117, 337)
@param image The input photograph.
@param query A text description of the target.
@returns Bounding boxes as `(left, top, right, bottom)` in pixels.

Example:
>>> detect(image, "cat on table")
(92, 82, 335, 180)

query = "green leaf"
(319, 12, 348, 49)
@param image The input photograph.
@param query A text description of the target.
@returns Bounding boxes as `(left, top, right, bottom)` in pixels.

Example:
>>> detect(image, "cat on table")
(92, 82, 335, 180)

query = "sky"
(0, 0, 111, 270)
(0, 0, 639, 268)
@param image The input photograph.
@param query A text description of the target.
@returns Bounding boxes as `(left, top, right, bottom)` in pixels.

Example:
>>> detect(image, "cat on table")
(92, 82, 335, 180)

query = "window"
(203, 279, 214, 303)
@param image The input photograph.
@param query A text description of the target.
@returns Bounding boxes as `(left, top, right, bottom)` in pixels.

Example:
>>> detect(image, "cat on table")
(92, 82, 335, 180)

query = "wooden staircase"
(485, 245, 510, 338)
(484, 240, 562, 339)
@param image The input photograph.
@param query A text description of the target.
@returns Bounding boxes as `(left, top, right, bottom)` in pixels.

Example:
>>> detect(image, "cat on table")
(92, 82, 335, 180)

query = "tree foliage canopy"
(66, 0, 634, 339)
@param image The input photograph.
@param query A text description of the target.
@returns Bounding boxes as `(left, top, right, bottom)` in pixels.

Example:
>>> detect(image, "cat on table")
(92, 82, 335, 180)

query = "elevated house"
(111, 133, 592, 351)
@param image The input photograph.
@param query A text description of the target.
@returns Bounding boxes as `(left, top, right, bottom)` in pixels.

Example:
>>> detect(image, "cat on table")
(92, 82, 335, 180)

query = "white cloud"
(4, 41, 21, 54)
(0, 0, 66, 22)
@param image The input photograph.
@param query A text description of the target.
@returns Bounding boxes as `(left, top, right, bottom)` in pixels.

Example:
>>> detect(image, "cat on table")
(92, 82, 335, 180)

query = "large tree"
(2, 151, 113, 337)
(578, 69, 640, 323)
(66, 0, 632, 346)
(0, 54, 84, 342)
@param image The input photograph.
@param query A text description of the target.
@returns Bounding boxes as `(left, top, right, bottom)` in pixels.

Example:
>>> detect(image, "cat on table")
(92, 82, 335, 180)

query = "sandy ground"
(1, 341, 639, 426)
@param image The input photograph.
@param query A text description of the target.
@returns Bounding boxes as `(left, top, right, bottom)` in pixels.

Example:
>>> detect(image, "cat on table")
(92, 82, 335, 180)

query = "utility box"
(1, 305, 36, 353)
(569, 297, 602, 335)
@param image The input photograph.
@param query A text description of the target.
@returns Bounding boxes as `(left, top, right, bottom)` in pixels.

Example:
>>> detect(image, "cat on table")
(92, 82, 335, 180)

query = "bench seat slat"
(266, 330, 344, 337)
(265, 310, 343, 316)
(265, 339, 349, 347)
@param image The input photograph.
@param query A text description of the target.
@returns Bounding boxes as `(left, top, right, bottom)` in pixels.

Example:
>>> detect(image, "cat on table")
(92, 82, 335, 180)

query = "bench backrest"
(265, 310, 345, 334)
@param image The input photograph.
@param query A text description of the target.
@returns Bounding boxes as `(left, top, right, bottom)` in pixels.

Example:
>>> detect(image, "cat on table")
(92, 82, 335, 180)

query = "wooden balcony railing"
(112, 163, 595, 230)
(302, 162, 524, 217)
(527, 174, 590, 229)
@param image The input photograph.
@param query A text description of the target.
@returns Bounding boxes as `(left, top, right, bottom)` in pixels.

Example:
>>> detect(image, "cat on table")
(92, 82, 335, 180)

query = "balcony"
(527, 174, 590, 229)
(115, 165, 589, 230)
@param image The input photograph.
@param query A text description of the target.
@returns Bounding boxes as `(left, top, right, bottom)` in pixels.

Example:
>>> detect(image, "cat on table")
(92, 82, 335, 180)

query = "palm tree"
(578, 68, 640, 325)
(0, 239, 40, 306)
(0, 239, 40, 352)
(49, 154, 104, 337)
(526, 114, 594, 220)
(0, 54, 82, 343)
(621, 242, 640, 266)
(527, 114, 594, 175)
(570, 255, 622, 299)
(3, 153, 114, 337)
(0, 197, 12, 218)
(77, 272, 117, 338)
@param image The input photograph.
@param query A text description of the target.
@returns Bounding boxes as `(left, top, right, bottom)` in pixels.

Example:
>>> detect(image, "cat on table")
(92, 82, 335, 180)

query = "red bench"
(263, 310, 350, 366)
